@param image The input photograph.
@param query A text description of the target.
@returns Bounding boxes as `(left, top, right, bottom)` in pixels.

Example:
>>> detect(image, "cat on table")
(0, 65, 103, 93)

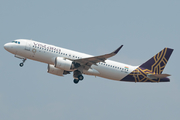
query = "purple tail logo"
(121, 48, 173, 82)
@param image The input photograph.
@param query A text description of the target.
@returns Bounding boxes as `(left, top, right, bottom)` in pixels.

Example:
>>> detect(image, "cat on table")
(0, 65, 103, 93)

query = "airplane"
(4, 39, 173, 84)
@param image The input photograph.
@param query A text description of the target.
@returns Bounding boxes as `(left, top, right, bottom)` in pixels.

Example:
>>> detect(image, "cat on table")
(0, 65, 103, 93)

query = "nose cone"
(4, 43, 12, 52)
(4, 43, 9, 50)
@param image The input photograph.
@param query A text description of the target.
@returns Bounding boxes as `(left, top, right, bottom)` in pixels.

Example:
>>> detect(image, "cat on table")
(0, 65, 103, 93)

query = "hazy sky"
(0, 0, 179, 120)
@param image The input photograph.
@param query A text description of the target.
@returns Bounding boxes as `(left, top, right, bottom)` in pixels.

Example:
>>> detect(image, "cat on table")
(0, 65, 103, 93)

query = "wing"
(72, 45, 123, 69)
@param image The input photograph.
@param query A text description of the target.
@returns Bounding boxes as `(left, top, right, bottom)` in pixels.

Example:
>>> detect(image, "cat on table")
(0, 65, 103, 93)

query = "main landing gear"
(73, 70, 84, 84)
(73, 75, 84, 84)
(19, 58, 26, 67)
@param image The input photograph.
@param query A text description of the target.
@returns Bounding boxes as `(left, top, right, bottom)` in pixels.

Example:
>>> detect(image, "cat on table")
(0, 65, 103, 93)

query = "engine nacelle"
(47, 64, 64, 76)
(55, 57, 74, 71)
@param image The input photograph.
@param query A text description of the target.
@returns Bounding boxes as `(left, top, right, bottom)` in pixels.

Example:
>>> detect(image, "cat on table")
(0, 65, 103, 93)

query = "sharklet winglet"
(113, 45, 123, 54)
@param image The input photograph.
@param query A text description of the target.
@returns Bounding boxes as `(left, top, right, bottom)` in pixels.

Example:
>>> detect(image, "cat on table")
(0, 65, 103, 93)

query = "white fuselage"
(4, 39, 138, 81)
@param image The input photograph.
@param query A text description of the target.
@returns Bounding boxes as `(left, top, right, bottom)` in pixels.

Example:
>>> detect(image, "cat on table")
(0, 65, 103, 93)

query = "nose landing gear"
(19, 58, 26, 67)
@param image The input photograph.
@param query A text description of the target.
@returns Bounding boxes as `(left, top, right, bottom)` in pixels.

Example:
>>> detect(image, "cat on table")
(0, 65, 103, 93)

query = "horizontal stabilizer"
(147, 74, 171, 79)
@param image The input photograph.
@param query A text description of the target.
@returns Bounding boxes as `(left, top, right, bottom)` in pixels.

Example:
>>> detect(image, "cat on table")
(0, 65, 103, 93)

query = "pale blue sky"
(0, 0, 179, 120)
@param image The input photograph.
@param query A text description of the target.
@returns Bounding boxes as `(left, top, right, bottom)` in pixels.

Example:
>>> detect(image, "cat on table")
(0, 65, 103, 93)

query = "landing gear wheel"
(78, 75, 84, 81)
(73, 79, 79, 84)
(19, 63, 24, 67)
(19, 58, 26, 67)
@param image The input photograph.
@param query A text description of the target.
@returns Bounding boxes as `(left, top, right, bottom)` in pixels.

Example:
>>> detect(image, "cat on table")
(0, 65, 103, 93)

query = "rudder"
(121, 47, 173, 82)
(139, 48, 173, 74)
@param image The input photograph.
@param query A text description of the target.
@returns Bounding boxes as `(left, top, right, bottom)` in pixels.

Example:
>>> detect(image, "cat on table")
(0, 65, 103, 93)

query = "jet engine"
(55, 57, 80, 71)
(47, 64, 64, 76)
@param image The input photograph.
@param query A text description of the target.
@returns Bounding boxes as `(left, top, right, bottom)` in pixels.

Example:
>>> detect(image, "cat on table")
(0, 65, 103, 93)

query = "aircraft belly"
(92, 65, 128, 81)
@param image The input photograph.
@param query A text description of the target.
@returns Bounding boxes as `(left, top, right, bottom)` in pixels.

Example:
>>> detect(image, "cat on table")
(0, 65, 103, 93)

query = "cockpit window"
(11, 41, 20, 44)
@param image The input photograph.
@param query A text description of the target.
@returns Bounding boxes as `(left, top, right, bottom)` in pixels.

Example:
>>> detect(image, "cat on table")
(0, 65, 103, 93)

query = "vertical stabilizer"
(121, 48, 173, 82)
(139, 48, 173, 74)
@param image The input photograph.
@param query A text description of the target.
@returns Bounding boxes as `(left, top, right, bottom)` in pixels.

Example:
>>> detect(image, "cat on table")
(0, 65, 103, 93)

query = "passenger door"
(25, 41, 31, 51)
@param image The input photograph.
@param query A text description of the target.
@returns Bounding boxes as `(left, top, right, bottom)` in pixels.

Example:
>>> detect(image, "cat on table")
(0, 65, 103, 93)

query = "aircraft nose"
(4, 43, 11, 51)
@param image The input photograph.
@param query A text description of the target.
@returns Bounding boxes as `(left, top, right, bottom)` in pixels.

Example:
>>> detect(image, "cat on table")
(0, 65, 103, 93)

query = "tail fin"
(139, 48, 173, 74)
(121, 48, 173, 82)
